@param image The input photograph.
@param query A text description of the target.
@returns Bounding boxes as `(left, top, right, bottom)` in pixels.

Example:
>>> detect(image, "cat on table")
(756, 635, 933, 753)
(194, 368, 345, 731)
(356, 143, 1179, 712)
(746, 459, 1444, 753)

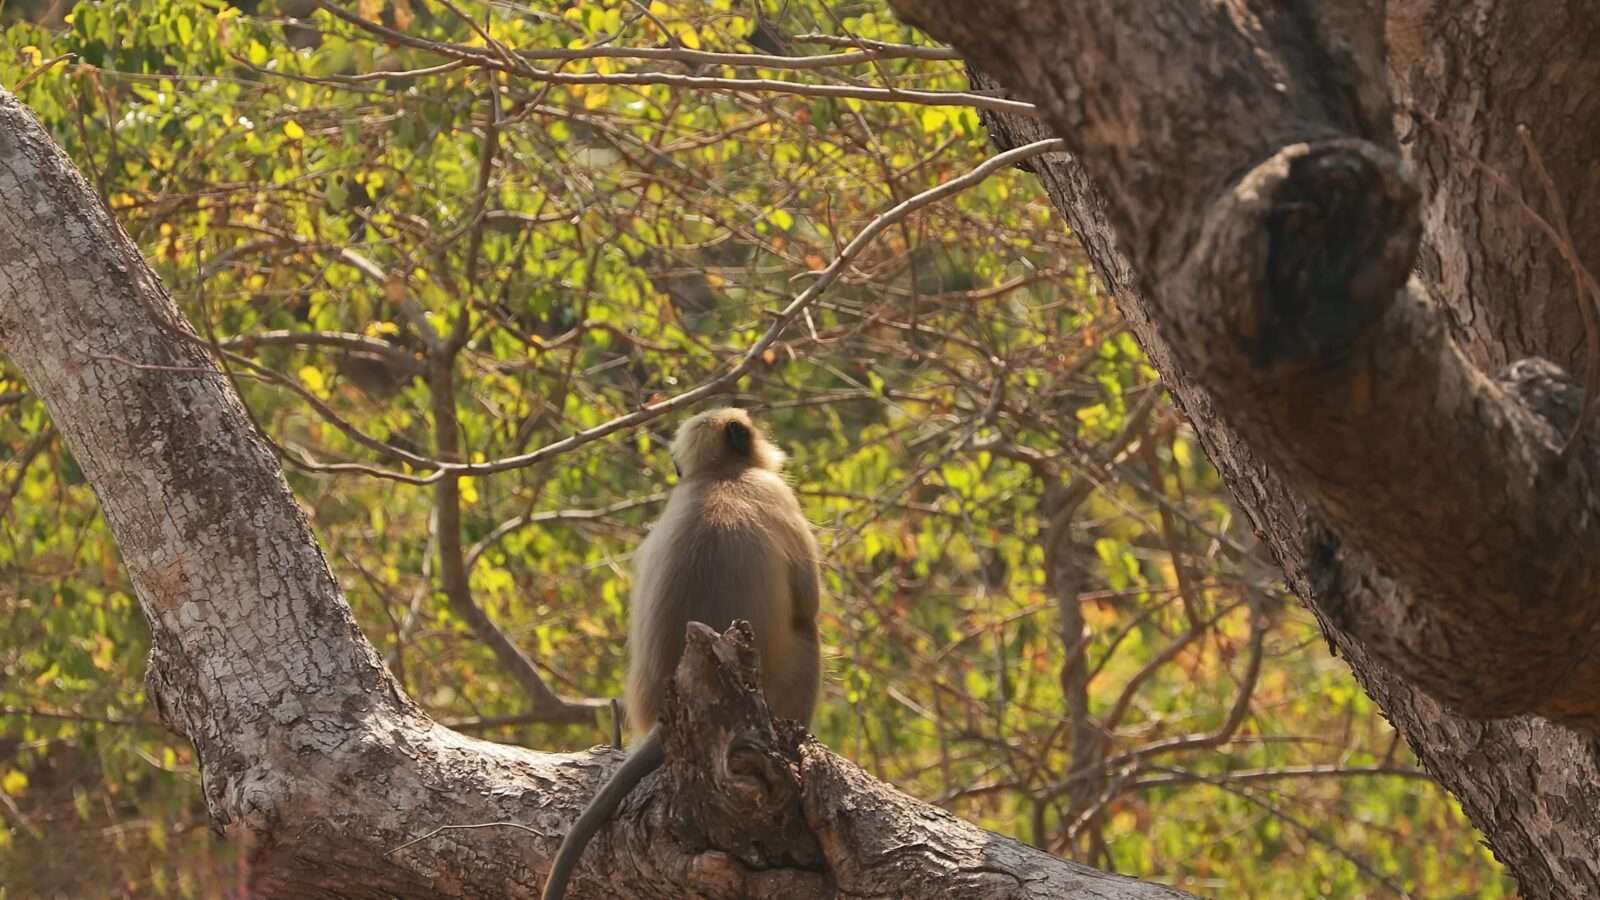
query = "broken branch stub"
(661, 622, 823, 876)
(655, 622, 1199, 899)
(1172, 139, 1422, 389)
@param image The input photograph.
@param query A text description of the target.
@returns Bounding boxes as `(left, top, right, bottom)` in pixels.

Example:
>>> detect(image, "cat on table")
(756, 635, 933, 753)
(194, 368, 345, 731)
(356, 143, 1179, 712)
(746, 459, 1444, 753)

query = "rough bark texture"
(882, 0, 1600, 896)
(0, 87, 1193, 899)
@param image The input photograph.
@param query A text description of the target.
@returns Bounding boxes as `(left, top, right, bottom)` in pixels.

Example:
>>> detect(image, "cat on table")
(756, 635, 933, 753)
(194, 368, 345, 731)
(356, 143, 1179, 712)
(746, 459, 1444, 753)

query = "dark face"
(723, 418, 753, 458)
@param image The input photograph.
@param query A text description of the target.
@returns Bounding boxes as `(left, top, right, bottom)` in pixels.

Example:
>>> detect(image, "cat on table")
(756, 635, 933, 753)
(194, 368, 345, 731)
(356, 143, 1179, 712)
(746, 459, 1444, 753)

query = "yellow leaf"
(282, 119, 305, 141)
(1, 770, 27, 796)
(459, 476, 479, 506)
(20, 45, 42, 67)
(1172, 437, 1193, 469)
(92, 634, 116, 671)
(298, 365, 329, 398)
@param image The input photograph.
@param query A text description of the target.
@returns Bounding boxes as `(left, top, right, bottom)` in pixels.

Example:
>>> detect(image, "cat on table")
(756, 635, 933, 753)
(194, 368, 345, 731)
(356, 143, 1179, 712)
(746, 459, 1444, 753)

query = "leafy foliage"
(0, 1, 1508, 897)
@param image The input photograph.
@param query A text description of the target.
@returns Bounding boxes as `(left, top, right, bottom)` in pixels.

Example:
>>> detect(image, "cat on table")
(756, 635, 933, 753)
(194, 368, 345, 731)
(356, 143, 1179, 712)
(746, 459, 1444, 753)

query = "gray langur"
(541, 407, 822, 900)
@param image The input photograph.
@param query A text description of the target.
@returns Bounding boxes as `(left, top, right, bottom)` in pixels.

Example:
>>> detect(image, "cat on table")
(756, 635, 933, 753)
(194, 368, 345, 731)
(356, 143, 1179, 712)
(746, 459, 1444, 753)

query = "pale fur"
(626, 406, 820, 734)
(542, 407, 821, 900)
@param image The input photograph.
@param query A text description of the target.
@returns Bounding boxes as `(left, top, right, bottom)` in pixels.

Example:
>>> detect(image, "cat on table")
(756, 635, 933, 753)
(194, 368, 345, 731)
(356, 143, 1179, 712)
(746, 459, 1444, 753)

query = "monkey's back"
(626, 467, 820, 735)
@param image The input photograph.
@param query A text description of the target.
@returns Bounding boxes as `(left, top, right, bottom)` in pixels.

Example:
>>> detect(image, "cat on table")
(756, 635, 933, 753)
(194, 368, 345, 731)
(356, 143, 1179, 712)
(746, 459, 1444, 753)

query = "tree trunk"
(884, 1, 1600, 896)
(0, 87, 1193, 899)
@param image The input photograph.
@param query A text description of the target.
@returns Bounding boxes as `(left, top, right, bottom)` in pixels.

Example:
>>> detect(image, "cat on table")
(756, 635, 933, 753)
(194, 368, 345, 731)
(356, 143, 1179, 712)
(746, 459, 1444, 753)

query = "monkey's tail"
(541, 729, 666, 900)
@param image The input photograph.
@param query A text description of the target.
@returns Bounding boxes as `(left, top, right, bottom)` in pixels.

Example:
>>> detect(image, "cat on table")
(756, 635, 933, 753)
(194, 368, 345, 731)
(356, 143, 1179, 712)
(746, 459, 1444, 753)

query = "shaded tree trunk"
(0, 86, 1193, 898)
(884, 1, 1600, 896)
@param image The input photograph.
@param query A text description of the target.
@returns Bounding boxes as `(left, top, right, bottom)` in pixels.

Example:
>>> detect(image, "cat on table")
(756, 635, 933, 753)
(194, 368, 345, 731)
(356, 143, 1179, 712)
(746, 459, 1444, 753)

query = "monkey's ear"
(724, 420, 752, 457)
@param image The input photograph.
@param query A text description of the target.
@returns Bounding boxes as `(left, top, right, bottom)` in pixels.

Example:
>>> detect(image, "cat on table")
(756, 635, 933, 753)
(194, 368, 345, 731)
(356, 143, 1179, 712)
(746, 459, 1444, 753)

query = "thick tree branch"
(888, 0, 1600, 729)
(0, 86, 1189, 898)
(1387, 1, 1600, 376)
(876, 3, 1600, 895)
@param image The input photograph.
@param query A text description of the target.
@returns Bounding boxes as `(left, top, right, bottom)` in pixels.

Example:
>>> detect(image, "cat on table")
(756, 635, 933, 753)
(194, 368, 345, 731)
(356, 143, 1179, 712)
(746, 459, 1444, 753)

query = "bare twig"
(427, 137, 1066, 480)
(464, 492, 667, 573)
(789, 32, 964, 59)
(510, 43, 960, 69)
(221, 329, 424, 375)
(315, 2, 1032, 114)
(0, 427, 51, 521)
(1129, 764, 1431, 789)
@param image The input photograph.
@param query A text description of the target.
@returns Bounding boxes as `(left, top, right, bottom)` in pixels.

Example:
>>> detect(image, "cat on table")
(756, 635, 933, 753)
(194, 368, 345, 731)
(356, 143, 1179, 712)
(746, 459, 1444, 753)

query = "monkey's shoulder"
(689, 470, 798, 517)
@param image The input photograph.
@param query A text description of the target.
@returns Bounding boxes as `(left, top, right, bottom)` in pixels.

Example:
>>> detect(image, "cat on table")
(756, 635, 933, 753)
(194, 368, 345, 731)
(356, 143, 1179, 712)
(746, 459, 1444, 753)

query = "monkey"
(541, 407, 822, 900)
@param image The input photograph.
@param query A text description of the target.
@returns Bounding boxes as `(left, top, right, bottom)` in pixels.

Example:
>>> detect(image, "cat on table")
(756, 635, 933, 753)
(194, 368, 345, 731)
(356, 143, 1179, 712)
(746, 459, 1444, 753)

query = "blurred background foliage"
(0, 1, 1509, 897)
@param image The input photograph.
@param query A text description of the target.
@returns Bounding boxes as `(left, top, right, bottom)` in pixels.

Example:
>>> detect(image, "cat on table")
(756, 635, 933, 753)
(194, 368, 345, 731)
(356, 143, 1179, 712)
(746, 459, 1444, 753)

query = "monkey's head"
(670, 407, 785, 478)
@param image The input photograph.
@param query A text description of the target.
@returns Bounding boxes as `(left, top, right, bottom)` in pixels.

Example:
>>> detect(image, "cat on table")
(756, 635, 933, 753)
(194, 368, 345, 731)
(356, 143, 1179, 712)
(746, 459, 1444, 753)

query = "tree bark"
(0, 87, 1193, 899)
(883, 1, 1600, 896)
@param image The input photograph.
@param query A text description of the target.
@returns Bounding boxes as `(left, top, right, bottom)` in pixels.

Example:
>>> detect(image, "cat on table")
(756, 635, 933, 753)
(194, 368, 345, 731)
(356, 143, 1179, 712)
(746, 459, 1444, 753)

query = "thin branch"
(1042, 602, 1268, 803)
(0, 427, 52, 521)
(173, 139, 1065, 487)
(433, 137, 1065, 479)
(429, 348, 601, 725)
(1130, 764, 1431, 790)
(315, 2, 1033, 114)
(1098, 601, 1246, 734)
(221, 329, 424, 375)
(790, 32, 965, 59)
(1178, 772, 1416, 898)
(512, 43, 962, 69)
(214, 220, 441, 349)
(0, 786, 41, 842)
(1109, 606, 1268, 766)
(464, 492, 667, 573)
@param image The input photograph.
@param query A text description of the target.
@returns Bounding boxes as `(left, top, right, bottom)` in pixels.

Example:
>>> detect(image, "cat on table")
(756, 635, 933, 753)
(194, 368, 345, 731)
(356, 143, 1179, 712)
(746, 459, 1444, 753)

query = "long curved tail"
(541, 729, 666, 900)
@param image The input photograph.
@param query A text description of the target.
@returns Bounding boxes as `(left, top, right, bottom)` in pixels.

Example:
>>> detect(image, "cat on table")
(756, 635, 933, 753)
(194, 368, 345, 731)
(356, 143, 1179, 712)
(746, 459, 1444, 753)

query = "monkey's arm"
(787, 540, 821, 627)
